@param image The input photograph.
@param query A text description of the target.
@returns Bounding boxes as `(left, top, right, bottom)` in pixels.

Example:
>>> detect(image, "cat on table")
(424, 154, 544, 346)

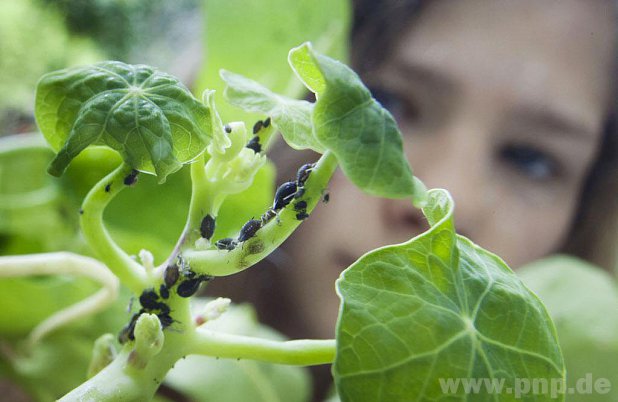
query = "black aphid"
(105, 183, 111, 192)
(118, 311, 142, 343)
(200, 214, 216, 240)
(238, 219, 262, 242)
(123, 170, 139, 186)
(322, 192, 330, 203)
(224, 124, 232, 133)
(246, 136, 261, 153)
(296, 163, 315, 187)
(139, 289, 160, 310)
(263, 117, 271, 127)
(159, 284, 170, 299)
(294, 200, 307, 211)
(79, 208, 84, 215)
(157, 312, 174, 329)
(164, 264, 180, 288)
(296, 211, 309, 221)
(252, 120, 263, 134)
(177, 275, 212, 298)
(261, 209, 277, 225)
(158, 303, 171, 315)
(215, 237, 237, 251)
(273, 181, 297, 210)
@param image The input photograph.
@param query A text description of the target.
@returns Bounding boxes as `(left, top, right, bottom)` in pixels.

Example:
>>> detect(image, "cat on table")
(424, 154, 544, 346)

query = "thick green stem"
(60, 297, 193, 401)
(80, 162, 147, 293)
(183, 151, 338, 276)
(190, 329, 336, 366)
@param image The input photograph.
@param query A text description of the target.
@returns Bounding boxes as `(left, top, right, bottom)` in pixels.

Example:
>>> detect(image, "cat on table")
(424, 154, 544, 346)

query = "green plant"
(0, 42, 565, 401)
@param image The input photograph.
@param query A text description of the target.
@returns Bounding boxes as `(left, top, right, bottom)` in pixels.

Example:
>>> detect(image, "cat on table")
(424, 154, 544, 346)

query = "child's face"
(281, 0, 613, 338)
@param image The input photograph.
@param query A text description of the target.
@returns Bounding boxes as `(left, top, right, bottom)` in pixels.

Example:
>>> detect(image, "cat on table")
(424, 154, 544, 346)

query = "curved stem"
(160, 153, 223, 271)
(0, 252, 119, 345)
(80, 162, 147, 293)
(183, 151, 338, 276)
(191, 329, 336, 366)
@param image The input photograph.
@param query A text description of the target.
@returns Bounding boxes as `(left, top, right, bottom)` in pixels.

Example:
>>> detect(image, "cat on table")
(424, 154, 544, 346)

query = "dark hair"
(351, 0, 618, 272)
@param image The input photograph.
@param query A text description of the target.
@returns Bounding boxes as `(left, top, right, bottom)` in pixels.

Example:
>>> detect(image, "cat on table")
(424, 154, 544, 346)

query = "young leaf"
(333, 189, 565, 402)
(35, 61, 211, 182)
(196, 0, 350, 124)
(220, 70, 323, 152)
(289, 42, 416, 198)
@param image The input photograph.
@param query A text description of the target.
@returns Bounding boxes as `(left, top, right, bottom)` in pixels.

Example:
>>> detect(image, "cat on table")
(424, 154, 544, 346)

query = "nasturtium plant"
(35, 61, 211, 182)
(0, 41, 564, 401)
(333, 189, 565, 401)
(289, 43, 417, 199)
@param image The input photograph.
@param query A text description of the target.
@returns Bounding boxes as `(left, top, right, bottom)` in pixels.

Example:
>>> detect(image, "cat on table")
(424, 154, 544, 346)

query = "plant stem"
(183, 151, 338, 276)
(160, 153, 225, 272)
(0, 252, 119, 345)
(191, 329, 336, 366)
(80, 162, 148, 293)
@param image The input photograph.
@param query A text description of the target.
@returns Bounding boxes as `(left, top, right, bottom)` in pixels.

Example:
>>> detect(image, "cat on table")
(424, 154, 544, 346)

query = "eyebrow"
(510, 106, 598, 142)
(392, 60, 458, 95)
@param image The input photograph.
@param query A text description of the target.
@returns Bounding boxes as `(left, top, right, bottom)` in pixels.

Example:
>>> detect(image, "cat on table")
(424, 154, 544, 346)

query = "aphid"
(215, 237, 237, 251)
(157, 312, 174, 329)
(322, 192, 330, 203)
(124, 169, 139, 186)
(238, 219, 262, 242)
(246, 136, 261, 153)
(296, 163, 315, 187)
(105, 183, 111, 192)
(118, 311, 142, 343)
(79, 208, 84, 215)
(296, 212, 309, 221)
(164, 264, 180, 288)
(273, 181, 298, 210)
(158, 303, 171, 315)
(159, 284, 170, 299)
(263, 117, 271, 127)
(294, 200, 307, 211)
(252, 119, 263, 134)
(177, 275, 212, 298)
(261, 208, 277, 225)
(224, 124, 232, 133)
(139, 289, 160, 310)
(200, 214, 216, 240)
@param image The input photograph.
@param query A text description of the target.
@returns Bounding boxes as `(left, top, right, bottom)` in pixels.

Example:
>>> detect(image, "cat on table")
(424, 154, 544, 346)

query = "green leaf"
(289, 43, 416, 198)
(221, 70, 322, 152)
(519, 257, 618, 402)
(35, 61, 211, 182)
(196, 0, 350, 124)
(333, 189, 565, 402)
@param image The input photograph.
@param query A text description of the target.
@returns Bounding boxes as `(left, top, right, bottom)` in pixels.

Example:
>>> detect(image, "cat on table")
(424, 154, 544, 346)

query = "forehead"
(393, 0, 615, 128)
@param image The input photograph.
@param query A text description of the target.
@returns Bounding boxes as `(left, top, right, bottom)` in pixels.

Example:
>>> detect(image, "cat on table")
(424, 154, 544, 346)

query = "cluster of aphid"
(246, 117, 271, 153)
(118, 256, 212, 343)
(211, 161, 316, 252)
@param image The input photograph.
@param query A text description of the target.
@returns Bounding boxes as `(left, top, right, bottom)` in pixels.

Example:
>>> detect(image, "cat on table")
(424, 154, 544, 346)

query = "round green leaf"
(35, 61, 212, 182)
(334, 189, 565, 401)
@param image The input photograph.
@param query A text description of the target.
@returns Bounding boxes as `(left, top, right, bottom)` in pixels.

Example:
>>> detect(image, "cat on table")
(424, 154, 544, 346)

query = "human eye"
(499, 144, 561, 181)
(368, 85, 420, 124)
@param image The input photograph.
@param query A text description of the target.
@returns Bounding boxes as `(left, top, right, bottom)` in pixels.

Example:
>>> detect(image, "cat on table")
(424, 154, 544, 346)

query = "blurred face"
(281, 0, 614, 338)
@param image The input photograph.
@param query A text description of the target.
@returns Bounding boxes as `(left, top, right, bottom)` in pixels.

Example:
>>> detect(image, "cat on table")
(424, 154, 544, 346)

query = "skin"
(280, 0, 615, 339)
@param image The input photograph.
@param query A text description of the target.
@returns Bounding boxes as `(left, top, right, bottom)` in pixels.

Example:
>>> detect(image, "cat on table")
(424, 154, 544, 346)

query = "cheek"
(475, 189, 578, 267)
